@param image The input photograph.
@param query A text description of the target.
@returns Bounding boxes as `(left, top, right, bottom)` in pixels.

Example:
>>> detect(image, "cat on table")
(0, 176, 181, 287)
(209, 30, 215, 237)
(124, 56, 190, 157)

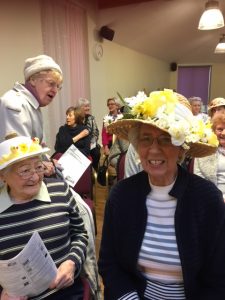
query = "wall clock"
(93, 43, 103, 60)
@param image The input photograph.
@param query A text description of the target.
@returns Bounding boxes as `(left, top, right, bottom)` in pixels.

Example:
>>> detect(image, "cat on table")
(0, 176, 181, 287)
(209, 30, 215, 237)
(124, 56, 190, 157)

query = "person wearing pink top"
(101, 98, 123, 156)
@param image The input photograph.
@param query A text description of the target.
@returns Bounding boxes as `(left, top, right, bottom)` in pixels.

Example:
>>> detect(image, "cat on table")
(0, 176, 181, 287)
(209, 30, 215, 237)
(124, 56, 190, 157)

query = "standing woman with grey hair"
(98, 90, 225, 299)
(78, 98, 100, 171)
(0, 54, 63, 177)
(0, 54, 63, 144)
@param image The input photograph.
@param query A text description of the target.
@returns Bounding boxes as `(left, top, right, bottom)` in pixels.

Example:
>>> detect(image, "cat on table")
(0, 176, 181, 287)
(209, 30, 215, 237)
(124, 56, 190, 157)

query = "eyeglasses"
(42, 78, 62, 91)
(138, 135, 172, 147)
(215, 127, 225, 134)
(16, 162, 46, 179)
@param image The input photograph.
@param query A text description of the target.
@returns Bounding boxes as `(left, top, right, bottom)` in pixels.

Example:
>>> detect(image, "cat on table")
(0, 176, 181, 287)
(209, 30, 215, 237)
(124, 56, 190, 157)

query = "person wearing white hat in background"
(0, 54, 63, 176)
(98, 90, 225, 299)
(0, 135, 88, 300)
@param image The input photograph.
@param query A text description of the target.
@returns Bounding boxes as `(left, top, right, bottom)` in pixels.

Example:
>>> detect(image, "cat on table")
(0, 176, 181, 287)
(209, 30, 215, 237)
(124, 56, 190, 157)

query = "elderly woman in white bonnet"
(0, 135, 88, 300)
(0, 54, 63, 143)
(0, 54, 63, 177)
(98, 89, 225, 299)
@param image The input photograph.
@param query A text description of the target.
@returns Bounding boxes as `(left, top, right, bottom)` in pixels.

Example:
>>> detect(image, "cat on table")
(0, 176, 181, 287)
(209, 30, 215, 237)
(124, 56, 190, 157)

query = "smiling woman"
(98, 89, 225, 299)
(0, 135, 88, 299)
(194, 113, 225, 200)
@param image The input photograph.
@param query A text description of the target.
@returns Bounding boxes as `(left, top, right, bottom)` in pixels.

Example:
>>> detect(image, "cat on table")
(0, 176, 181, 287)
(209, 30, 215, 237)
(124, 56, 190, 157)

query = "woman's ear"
(29, 78, 36, 87)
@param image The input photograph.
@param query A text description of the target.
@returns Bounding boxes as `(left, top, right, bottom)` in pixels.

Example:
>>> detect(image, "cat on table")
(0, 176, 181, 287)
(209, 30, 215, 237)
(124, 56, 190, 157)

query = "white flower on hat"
(124, 91, 147, 107)
(122, 89, 219, 149)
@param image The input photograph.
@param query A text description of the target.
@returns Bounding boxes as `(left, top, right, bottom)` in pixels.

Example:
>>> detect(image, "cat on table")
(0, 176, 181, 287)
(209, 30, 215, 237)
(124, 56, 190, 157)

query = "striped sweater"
(98, 166, 225, 299)
(0, 177, 88, 299)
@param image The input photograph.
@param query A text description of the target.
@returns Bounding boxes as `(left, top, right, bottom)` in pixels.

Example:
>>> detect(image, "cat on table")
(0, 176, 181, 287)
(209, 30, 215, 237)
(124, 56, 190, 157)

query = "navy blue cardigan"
(98, 166, 225, 299)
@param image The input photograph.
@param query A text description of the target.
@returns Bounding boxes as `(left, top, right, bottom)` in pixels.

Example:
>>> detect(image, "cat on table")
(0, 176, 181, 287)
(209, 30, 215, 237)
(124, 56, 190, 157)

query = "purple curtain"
(177, 66, 211, 106)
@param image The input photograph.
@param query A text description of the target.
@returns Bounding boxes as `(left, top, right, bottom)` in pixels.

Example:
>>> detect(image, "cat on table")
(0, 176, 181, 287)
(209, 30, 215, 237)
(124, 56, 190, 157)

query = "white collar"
(0, 181, 51, 213)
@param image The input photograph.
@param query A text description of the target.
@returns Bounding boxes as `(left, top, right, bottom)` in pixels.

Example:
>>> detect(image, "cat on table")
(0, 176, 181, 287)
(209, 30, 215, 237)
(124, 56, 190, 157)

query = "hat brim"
(0, 147, 50, 170)
(208, 102, 225, 116)
(107, 119, 217, 158)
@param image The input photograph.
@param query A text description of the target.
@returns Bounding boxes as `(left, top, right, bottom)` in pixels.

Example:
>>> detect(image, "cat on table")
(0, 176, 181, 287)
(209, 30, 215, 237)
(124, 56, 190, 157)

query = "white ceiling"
(97, 0, 225, 64)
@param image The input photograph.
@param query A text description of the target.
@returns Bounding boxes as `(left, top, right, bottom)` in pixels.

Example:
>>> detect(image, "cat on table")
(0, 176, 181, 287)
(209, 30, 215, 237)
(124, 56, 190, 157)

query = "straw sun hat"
(208, 97, 225, 117)
(107, 89, 218, 158)
(0, 136, 49, 170)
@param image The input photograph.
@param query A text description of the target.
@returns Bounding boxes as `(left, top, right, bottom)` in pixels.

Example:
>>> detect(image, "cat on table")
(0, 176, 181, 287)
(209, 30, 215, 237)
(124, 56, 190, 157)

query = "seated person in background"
(208, 97, 225, 118)
(188, 96, 208, 122)
(0, 135, 88, 300)
(55, 106, 90, 157)
(78, 98, 100, 172)
(194, 113, 225, 200)
(108, 137, 129, 169)
(124, 143, 143, 178)
(102, 98, 123, 156)
(107, 137, 129, 186)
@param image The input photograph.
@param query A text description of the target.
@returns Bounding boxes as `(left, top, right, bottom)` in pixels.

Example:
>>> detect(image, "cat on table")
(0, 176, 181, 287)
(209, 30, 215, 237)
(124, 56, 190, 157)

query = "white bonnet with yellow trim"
(0, 136, 49, 170)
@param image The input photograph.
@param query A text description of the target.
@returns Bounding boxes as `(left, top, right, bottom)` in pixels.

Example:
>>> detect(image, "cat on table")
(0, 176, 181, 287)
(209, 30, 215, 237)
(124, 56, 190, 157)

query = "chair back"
(116, 151, 127, 181)
(51, 152, 93, 198)
(74, 165, 93, 199)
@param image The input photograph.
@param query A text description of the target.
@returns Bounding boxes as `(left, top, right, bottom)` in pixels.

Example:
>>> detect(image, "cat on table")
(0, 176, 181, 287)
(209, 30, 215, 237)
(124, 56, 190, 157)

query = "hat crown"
(0, 136, 49, 170)
(24, 54, 62, 80)
(108, 89, 219, 157)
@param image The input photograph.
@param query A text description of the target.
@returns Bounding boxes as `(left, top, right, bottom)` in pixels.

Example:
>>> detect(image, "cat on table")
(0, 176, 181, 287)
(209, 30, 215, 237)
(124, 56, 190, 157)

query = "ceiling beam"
(98, 0, 154, 9)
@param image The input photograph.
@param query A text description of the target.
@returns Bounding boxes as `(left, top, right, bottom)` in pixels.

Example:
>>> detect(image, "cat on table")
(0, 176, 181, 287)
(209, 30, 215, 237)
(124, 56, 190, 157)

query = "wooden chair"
(116, 151, 127, 181)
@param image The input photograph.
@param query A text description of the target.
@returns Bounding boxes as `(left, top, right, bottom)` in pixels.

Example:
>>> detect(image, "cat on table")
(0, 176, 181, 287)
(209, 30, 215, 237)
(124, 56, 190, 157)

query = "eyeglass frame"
(15, 161, 46, 179)
(138, 134, 172, 147)
(37, 77, 62, 91)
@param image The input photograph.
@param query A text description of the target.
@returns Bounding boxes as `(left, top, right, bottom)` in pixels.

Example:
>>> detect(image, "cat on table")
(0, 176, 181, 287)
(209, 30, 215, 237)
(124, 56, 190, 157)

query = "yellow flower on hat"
(131, 89, 178, 119)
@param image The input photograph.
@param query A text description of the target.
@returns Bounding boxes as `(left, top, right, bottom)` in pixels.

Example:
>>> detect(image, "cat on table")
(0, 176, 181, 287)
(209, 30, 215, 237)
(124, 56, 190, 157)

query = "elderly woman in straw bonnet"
(0, 135, 88, 300)
(194, 113, 225, 201)
(98, 89, 225, 299)
(208, 97, 225, 118)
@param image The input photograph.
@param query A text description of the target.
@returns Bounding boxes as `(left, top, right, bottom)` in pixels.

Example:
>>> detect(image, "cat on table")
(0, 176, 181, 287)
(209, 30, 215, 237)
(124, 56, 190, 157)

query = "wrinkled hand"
(49, 260, 76, 290)
(42, 161, 56, 177)
(0, 290, 27, 300)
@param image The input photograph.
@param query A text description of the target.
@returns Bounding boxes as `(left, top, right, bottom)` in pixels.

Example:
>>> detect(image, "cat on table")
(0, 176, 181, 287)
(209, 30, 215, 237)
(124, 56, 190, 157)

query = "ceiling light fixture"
(198, 0, 224, 30)
(215, 34, 225, 53)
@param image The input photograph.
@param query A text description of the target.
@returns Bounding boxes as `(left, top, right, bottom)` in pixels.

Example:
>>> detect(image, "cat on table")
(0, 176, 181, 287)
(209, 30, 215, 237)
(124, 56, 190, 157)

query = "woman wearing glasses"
(98, 90, 225, 299)
(194, 113, 225, 201)
(0, 54, 63, 178)
(0, 54, 62, 144)
(0, 135, 88, 300)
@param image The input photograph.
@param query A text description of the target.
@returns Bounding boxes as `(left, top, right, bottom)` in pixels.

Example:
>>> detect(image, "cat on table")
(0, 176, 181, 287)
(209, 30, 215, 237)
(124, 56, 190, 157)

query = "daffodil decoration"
(120, 89, 219, 149)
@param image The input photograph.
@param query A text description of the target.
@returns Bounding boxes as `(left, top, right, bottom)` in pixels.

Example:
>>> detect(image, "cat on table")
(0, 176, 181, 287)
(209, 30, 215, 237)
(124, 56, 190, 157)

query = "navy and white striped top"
(0, 178, 88, 299)
(119, 181, 185, 300)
